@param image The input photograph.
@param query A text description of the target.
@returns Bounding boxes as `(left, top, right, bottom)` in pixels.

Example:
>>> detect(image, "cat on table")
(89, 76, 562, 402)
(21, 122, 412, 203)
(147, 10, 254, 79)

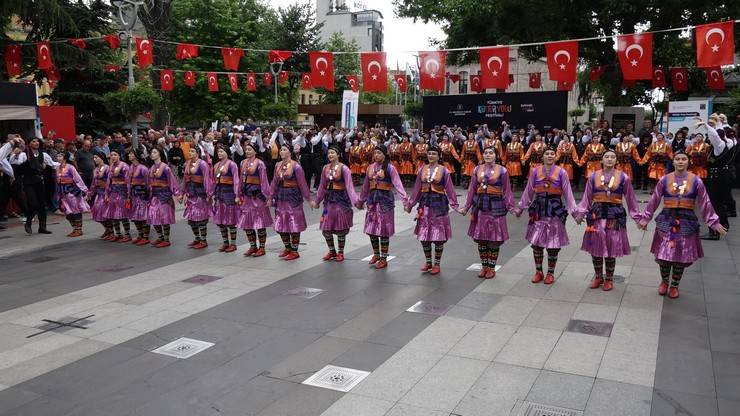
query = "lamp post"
(112, 0, 145, 148)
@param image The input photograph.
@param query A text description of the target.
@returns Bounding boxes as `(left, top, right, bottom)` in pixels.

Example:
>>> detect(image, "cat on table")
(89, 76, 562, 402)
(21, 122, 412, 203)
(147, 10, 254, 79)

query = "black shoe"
(38, 228, 52, 234)
(728, 211, 737, 218)
(700, 231, 720, 241)
(24, 222, 32, 234)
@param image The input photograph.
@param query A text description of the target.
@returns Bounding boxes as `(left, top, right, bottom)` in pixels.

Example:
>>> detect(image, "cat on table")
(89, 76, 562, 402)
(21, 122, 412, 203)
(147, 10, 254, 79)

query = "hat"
(92, 149, 108, 165)
(374, 144, 388, 157)
(427, 145, 440, 154)
(328, 144, 342, 155)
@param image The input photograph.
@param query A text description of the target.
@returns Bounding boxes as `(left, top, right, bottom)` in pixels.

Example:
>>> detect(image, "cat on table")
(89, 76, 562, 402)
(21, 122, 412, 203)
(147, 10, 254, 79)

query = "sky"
(269, 0, 447, 69)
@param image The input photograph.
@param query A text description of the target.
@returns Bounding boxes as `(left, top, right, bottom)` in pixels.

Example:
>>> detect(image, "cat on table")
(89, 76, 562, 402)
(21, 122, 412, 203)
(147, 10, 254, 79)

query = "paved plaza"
(0, 189, 738, 416)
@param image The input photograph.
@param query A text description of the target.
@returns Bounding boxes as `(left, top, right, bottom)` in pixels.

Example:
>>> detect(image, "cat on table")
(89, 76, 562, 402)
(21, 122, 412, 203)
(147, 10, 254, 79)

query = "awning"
(0, 105, 37, 120)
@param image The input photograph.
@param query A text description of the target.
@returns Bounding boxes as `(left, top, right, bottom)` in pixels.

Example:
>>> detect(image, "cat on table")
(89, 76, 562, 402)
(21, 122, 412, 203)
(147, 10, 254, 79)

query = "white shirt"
(0, 142, 14, 178)
(9, 150, 59, 167)
(703, 125, 735, 156)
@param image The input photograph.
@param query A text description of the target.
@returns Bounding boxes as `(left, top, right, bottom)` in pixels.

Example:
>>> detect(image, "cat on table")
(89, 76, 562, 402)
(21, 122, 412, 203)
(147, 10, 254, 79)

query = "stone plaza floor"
(0, 188, 738, 416)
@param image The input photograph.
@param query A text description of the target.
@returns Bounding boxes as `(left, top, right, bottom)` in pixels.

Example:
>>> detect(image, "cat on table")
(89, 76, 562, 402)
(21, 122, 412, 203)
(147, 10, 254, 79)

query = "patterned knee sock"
(134, 221, 143, 238)
(66, 215, 74, 229)
(104, 220, 113, 235)
(380, 237, 389, 260)
(670, 264, 685, 287)
(163, 225, 171, 242)
(337, 232, 347, 254)
(546, 248, 560, 275)
(257, 228, 266, 248)
(143, 224, 150, 240)
(658, 262, 671, 283)
(290, 233, 300, 251)
(229, 226, 237, 244)
(198, 221, 207, 241)
(122, 220, 131, 237)
(113, 221, 122, 236)
(605, 257, 616, 280)
(189, 221, 200, 241)
(434, 242, 444, 266)
(370, 235, 380, 257)
(323, 231, 336, 254)
(246, 230, 257, 248)
(155, 225, 164, 240)
(280, 233, 291, 250)
(532, 246, 544, 272)
(477, 241, 488, 268)
(592, 256, 604, 279)
(488, 243, 500, 269)
(422, 242, 432, 266)
(219, 225, 229, 244)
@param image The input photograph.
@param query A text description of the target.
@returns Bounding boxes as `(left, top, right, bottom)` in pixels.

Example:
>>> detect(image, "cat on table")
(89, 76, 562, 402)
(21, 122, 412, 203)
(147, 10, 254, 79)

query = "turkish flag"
(135, 37, 153, 67)
(160, 69, 174, 91)
(557, 80, 572, 91)
(36, 41, 53, 70)
(470, 75, 482, 92)
(104, 64, 120, 73)
(246, 72, 257, 92)
(529, 72, 541, 88)
(617, 33, 653, 80)
(589, 65, 607, 82)
(263, 72, 273, 87)
(447, 73, 460, 83)
(309, 51, 334, 91)
(221, 47, 243, 71)
(4, 45, 21, 77)
(394, 73, 407, 92)
(176, 43, 199, 60)
(419, 50, 446, 92)
(279, 71, 289, 85)
(228, 73, 239, 91)
(207, 72, 219, 92)
(346, 74, 359, 92)
(268, 50, 292, 63)
(705, 67, 725, 90)
(45, 65, 60, 82)
(184, 70, 197, 87)
(670, 67, 688, 92)
(69, 39, 86, 49)
(545, 41, 577, 83)
(696, 21, 734, 68)
(508, 74, 515, 85)
(652, 67, 667, 88)
(361, 52, 387, 92)
(104, 34, 120, 49)
(479, 47, 509, 90)
(300, 73, 312, 89)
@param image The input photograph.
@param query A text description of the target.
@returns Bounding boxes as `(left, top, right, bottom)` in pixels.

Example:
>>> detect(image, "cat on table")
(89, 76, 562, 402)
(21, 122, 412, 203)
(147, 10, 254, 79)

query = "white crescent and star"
(302, 74, 310, 85)
(705, 27, 725, 52)
(654, 69, 664, 79)
(367, 60, 381, 80)
(674, 72, 685, 82)
(39, 44, 50, 60)
(163, 74, 171, 83)
(209, 75, 216, 84)
(315, 57, 329, 76)
(553, 50, 571, 71)
(473, 76, 480, 85)
(139, 40, 150, 55)
(624, 44, 644, 67)
(709, 70, 721, 81)
(425, 58, 440, 78)
(486, 56, 503, 76)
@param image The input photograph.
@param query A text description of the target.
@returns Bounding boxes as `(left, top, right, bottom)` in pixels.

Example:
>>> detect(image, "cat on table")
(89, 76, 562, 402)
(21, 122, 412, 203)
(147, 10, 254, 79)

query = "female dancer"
(514, 146, 578, 284)
(615, 134, 641, 180)
(213, 146, 241, 253)
(686, 133, 710, 179)
(414, 135, 429, 172)
(639, 133, 672, 192)
(312, 145, 359, 262)
(271, 143, 312, 260)
(104, 150, 131, 242)
(461, 132, 482, 189)
(398, 135, 416, 185)
(521, 133, 546, 175)
(575, 149, 641, 291)
(237, 141, 272, 257)
(147, 148, 180, 248)
(349, 138, 363, 185)
(55, 152, 90, 237)
(638, 150, 726, 299)
(579, 138, 606, 180)
(356, 144, 408, 269)
(457, 146, 514, 279)
(556, 135, 580, 185)
(127, 149, 151, 245)
(504, 134, 524, 189)
(405, 146, 459, 275)
(89, 151, 112, 239)
(180, 147, 213, 249)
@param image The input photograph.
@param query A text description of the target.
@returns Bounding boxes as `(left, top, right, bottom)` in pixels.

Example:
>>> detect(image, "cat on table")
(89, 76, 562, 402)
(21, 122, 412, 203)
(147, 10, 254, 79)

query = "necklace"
(672, 174, 688, 196)
(328, 163, 339, 181)
(427, 164, 439, 183)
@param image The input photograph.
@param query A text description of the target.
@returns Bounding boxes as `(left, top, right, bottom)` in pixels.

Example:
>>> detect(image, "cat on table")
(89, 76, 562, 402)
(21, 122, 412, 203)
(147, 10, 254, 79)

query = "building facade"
(316, 0, 383, 51)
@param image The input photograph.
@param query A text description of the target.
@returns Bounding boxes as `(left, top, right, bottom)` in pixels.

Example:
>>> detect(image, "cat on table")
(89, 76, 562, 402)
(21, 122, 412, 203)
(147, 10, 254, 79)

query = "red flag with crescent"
(419, 51, 446, 91)
(246, 72, 257, 92)
(263, 72, 273, 87)
(300, 73, 312, 89)
(529, 72, 541, 88)
(557, 80, 573, 91)
(361, 52, 387, 92)
(36, 41, 54, 70)
(470, 74, 482, 92)
(705, 67, 725, 90)
(279, 71, 289, 85)
(160, 70, 174, 91)
(652, 67, 667, 88)
(228, 73, 239, 91)
(184, 70, 197, 87)
(346, 75, 359, 92)
(44, 65, 60, 82)
(479, 47, 509, 90)
(545, 41, 577, 83)
(4, 45, 22, 77)
(394, 73, 407, 92)
(617, 33, 653, 80)
(176, 43, 199, 60)
(104, 34, 120, 49)
(695, 21, 734, 68)
(207, 72, 219, 92)
(221, 47, 243, 71)
(135, 37, 153, 67)
(104, 64, 120, 73)
(670, 67, 688, 92)
(69, 39, 86, 49)
(309, 51, 334, 91)
(268, 50, 293, 63)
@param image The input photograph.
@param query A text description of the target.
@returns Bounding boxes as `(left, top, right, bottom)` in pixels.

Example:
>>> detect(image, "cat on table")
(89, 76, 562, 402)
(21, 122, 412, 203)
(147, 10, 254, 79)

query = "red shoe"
(375, 260, 387, 269)
(602, 280, 614, 291)
(131, 237, 141, 244)
(243, 247, 257, 257)
(284, 251, 300, 261)
(668, 286, 679, 299)
(151, 239, 162, 246)
(335, 253, 344, 262)
(429, 266, 441, 275)
(543, 273, 555, 285)
(108, 235, 120, 242)
(589, 277, 604, 289)
(67, 230, 82, 237)
(531, 271, 544, 283)
(218, 244, 229, 252)
(323, 252, 336, 261)
(118, 236, 132, 243)
(135, 238, 150, 246)
(99, 232, 110, 239)
(155, 241, 171, 248)
(658, 281, 669, 296)
(103, 234, 117, 241)
(420, 264, 432, 273)
(478, 267, 488, 278)
(224, 244, 237, 253)
(187, 240, 199, 248)
(193, 241, 207, 249)
(278, 249, 290, 258)
(368, 255, 379, 265)
(484, 268, 496, 279)
(253, 248, 265, 257)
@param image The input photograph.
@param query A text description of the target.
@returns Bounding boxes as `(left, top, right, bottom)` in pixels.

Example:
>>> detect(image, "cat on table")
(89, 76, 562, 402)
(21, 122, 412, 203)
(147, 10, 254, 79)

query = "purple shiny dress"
(147, 162, 180, 226)
(460, 164, 514, 242)
(237, 157, 273, 230)
(270, 161, 311, 233)
(212, 159, 241, 226)
(56, 164, 90, 214)
(641, 172, 720, 264)
(516, 165, 577, 249)
(358, 163, 408, 237)
(104, 162, 130, 220)
(127, 164, 150, 221)
(182, 159, 213, 222)
(90, 164, 109, 222)
(406, 164, 459, 242)
(315, 164, 358, 231)
(576, 170, 641, 258)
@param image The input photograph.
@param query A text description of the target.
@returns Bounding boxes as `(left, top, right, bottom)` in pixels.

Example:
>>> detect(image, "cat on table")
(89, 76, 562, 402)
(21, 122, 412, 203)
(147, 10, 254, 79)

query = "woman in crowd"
(556, 134, 580, 186)
(405, 146, 459, 275)
(457, 146, 514, 279)
(579, 136, 606, 181)
(312, 145, 359, 262)
(575, 149, 641, 291)
(461, 132, 482, 189)
(271, 143, 312, 260)
(147, 148, 180, 248)
(686, 133, 710, 179)
(639, 133, 672, 192)
(55, 152, 90, 237)
(212, 146, 241, 253)
(104, 150, 131, 241)
(398, 135, 416, 185)
(504, 134, 524, 189)
(521, 133, 546, 175)
(89, 151, 112, 239)
(180, 147, 213, 249)
(127, 149, 151, 245)
(237, 141, 273, 257)
(356, 144, 408, 269)
(414, 135, 429, 172)
(615, 134, 641, 180)
(349, 138, 363, 184)
(514, 146, 578, 285)
(638, 150, 726, 299)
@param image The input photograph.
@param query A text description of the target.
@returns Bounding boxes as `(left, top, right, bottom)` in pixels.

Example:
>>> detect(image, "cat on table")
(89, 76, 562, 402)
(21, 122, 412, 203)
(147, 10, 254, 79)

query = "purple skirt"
(581, 221, 631, 258)
(129, 197, 149, 221)
(91, 196, 107, 222)
(363, 204, 395, 237)
(104, 193, 128, 220)
(273, 200, 307, 233)
(184, 196, 210, 222)
(147, 198, 175, 225)
(468, 212, 509, 242)
(60, 193, 90, 215)
(237, 196, 273, 230)
(414, 208, 452, 242)
(650, 230, 703, 264)
(320, 203, 353, 231)
(212, 201, 240, 226)
(525, 217, 570, 248)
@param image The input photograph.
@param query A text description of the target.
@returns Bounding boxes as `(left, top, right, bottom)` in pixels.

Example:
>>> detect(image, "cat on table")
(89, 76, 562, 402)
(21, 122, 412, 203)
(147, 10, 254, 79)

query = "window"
(301, 94, 306, 104)
(445, 78, 451, 95)
(459, 71, 468, 94)
(309, 94, 314, 104)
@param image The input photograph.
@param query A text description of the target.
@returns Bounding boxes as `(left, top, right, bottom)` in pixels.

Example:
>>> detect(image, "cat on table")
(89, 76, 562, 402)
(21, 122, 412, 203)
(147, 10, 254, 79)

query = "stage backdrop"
(422, 91, 568, 131)
(39, 105, 76, 141)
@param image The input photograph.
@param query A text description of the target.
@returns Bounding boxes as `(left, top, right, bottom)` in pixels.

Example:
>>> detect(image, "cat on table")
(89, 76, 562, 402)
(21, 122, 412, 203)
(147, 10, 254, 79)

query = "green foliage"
(568, 108, 586, 117)
(404, 101, 423, 119)
(319, 32, 360, 103)
(104, 82, 162, 120)
(262, 101, 295, 123)
(723, 88, 740, 122)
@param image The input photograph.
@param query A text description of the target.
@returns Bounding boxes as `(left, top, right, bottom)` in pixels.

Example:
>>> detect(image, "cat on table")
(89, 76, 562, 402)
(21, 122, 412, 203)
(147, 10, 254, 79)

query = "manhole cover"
(406, 300, 452, 316)
(565, 319, 613, 337)
(182, 275, 223, 284)
(284, 287, 325, 299)
(360, 255, 396, 262)
(302, 365, 370, 392)
(466, 264, 502, 272)
(151, 337, 214, 359)
(96, 265, 134, 272)
(512, 400, 582, 416)
(26, 256, 59, 263)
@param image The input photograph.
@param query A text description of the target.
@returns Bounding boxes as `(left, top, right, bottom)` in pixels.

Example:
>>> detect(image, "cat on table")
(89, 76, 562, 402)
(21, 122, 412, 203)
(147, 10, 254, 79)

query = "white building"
(316, 0, 383, 51)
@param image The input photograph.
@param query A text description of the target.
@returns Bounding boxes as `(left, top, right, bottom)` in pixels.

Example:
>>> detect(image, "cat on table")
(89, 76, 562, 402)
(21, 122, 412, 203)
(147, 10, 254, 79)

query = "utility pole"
(112, 0, 145, 149)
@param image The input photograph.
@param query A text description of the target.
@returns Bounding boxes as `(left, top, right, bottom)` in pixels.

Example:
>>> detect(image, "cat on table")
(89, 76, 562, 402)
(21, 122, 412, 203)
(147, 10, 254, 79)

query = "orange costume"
(504, 142, 524, 177)
(615, 141, 641, 179)
(388, 143, 401, 172)
(438, 141, 460, 173)
(686, 140, 711, 178)
(522, 141, 547, 175)
(640, 140, 672, 180)
(461, 139, 482, 177)
(398, 142, 416, 175)
(579, 142, 606, 178)
(349, 145, 363, 175)
(415, 142, 429, 171)
(555, 141, 580, 180)
(360, 143, 375, 172)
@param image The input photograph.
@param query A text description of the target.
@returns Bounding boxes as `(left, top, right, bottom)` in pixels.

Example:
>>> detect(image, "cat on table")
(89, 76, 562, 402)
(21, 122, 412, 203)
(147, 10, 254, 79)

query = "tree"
(103, 81, 162, 129)
(319, 32, 359, 103)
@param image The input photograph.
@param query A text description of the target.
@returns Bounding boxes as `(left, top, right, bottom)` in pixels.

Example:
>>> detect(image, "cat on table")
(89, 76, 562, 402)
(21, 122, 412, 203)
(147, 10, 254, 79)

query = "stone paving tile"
(526, 370, 594, 411)
(320, 393, 395, 416)
(718, 398, 740, 416)
(712, 351, 740, 402)
(571, 302, 619, 323)
(708, 316, 740, 354)
(403, 316, 476, 354)
(481, 295, 539, 326)
(584, 379, 652, 416)
(658, 312, 711, 351)
(256, 384, 342, 416)
(331, 341, 399, 373)
(384, 403, 449, 416)
(522, 299, 578, 330)
(473, 272, 524, 295)
(364, 312, 437, 348)
(264, 336, 359, 383)
(651, 388, 718, 416)
(449, 321, 517, 361)
(453, 362, 540, 416)
(494, 326, 562, 369)
(544, 332, 608, 377)
(654, 344, 716, 397)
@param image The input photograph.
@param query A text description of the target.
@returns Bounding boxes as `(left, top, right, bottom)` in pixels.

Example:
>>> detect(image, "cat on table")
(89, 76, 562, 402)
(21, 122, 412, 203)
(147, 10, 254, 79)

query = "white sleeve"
(44, 152, 60, 168)
(230, 140, 244, 156)
(204, 142, 215, 156)
(705, 126, 727, 156)
(310, 134, 322, 146)
(10, 152, 27, 165)
(0, 143, 11, 160)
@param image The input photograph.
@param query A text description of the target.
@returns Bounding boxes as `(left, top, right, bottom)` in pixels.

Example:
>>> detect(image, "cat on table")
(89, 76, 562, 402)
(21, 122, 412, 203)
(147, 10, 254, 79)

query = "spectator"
(75, 139, 95, 187)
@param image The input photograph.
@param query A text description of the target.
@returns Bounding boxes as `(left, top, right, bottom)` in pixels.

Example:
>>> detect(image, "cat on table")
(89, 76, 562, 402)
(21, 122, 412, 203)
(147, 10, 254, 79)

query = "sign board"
(667, 100, 712, 135)
(341, 90, 359, 129)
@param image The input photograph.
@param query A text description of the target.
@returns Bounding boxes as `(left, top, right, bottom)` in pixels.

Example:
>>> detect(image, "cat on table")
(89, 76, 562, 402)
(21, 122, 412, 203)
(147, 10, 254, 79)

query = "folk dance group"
(53, 137, 726, 300)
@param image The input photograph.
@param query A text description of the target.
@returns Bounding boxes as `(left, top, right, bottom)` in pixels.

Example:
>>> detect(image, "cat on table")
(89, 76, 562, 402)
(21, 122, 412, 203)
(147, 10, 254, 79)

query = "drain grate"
(406, 300, 452, 316)
(512, 400, 582, 416)
(584, 273, 627, 284)
(361, 255, 396, 262)
(466, 263, 502, 272)
(27, 315, 95, 338)
(152, 337, 214, 359)
(182, 275, 223, 284)
(565, 319, 613, 337)
(302, 365, 370, 392)
(25, 256, 59, 263)
(284, 287, 325, 299)
(96, 265, 134, 272)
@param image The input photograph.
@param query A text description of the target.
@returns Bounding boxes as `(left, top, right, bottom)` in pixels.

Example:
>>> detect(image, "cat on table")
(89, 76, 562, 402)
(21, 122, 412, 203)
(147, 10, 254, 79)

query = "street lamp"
(112, 0, 145, 148)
